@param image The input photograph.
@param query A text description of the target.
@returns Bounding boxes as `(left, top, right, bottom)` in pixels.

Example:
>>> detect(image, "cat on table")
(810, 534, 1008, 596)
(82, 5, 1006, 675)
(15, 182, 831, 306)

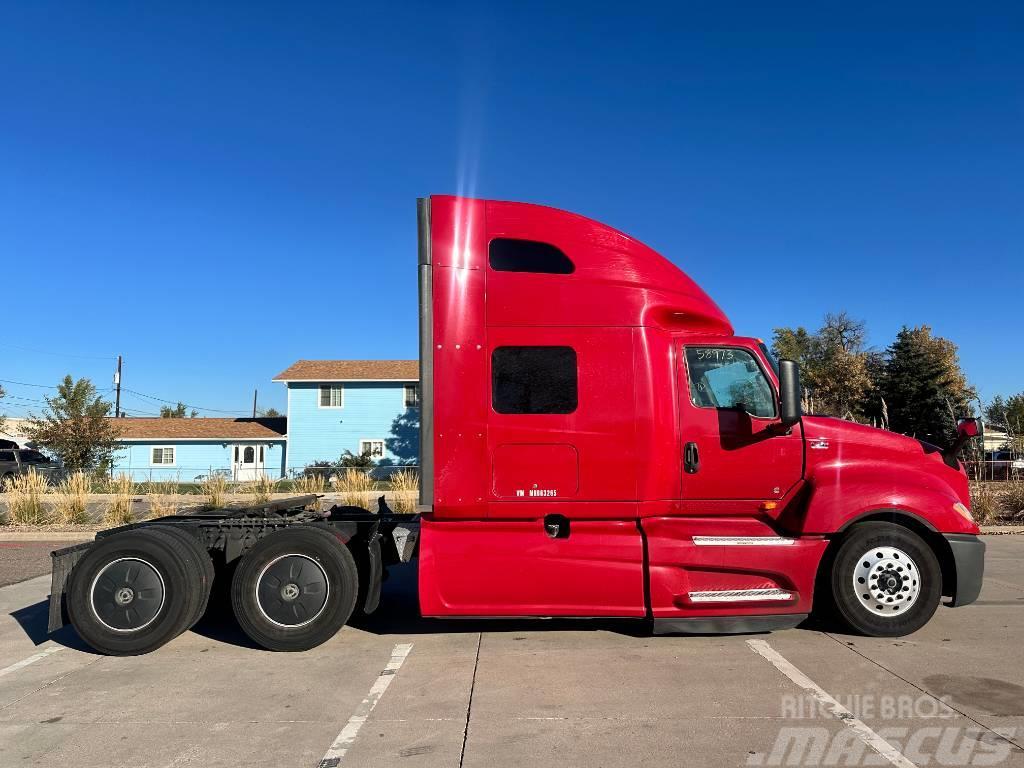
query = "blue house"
(273, 359, 420, 473)
(110, 417, 288, 482)
(107, 360, 419, 481)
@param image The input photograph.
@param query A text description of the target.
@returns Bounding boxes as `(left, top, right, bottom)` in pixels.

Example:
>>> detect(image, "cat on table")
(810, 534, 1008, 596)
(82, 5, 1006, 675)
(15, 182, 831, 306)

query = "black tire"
(67, 529, 198, 655)
(830, 522, 942, 637)
(231, 525, 358, 652)
(151, 526, 214, 629)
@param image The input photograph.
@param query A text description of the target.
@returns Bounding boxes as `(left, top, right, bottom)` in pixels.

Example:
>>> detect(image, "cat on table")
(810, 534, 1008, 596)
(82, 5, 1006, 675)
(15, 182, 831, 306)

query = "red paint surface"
(419, 196, 978, 619)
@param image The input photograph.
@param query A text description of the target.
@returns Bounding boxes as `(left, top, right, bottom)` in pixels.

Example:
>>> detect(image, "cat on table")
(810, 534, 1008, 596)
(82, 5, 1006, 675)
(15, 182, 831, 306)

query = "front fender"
(796, 464, 978, 535)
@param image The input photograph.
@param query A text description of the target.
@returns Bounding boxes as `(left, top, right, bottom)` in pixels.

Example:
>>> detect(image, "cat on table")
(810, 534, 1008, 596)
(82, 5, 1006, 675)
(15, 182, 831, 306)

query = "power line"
(122, 388, 250, 416)
(1, 379, 249, 417)
(0, 378, 58, 389)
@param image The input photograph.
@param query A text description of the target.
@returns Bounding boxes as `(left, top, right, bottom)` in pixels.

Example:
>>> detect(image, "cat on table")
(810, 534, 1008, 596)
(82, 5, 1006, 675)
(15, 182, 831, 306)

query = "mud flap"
(47, 542, 92, 634)
(362, 532, 383, 615)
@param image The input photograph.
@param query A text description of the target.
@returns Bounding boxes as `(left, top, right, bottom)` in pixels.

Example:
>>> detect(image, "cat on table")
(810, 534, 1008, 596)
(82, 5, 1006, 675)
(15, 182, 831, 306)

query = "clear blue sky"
(1, 2, 1021, 418)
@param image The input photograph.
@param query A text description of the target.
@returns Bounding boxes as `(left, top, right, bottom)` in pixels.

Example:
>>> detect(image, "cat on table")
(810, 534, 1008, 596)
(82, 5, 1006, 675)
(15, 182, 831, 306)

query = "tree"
(385, 408, 420, 464)
(772, 312, 872, 419)
(24, 376, 120, 470)
(160, 402, 197, 418)
(985, 394, 1024, 452)
(258, 407, 282, 418)
(880, 326, 975, 446)
(338, 450, 375, 468)
(0, 384, 6, 435)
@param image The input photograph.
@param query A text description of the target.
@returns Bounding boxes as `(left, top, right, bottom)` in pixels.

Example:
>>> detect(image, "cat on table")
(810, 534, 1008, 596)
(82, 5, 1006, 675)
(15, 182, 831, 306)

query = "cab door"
(677, 343, 802, 504)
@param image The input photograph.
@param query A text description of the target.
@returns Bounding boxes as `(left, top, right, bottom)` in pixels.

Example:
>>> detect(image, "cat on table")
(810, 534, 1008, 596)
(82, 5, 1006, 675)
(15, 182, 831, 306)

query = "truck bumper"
(943, 533, 985, 607)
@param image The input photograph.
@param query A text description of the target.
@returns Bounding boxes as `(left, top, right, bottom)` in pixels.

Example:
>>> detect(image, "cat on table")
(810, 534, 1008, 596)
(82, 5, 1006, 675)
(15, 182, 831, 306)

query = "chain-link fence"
(105, 464, 420, 485)
(963, 460, 1024, 482)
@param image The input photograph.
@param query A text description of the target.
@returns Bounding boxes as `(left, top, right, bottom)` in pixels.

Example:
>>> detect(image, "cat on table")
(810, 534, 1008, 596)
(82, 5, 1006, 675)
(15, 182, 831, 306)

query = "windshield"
(757, 341, 780, 377)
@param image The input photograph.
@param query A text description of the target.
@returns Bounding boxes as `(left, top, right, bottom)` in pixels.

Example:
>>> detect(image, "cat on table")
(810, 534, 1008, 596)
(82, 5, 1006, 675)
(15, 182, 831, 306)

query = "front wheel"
(231, 526, 358, 651)
(830, 522, 942, 637)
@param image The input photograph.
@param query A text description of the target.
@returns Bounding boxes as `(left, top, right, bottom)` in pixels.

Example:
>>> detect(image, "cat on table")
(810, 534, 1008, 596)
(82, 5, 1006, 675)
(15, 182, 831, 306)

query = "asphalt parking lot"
(1, 536, 1023, 768)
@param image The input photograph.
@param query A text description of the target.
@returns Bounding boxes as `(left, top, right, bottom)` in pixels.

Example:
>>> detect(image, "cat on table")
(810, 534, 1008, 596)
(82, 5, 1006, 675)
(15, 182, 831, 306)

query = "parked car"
(0, 449, 64, 486)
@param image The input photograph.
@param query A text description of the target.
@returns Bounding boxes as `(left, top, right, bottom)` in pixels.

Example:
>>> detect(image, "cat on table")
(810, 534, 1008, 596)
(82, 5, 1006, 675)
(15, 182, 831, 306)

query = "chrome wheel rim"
(852, 546, 921, 617)
(90, 557, 166, 632)
(255, 554, 330, 628)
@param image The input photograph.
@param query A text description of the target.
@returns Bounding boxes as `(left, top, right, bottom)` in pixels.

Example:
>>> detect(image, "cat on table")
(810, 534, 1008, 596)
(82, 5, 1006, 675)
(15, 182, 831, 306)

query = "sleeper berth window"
(488, 238, 574, 274)
(491, 346, 578, 415)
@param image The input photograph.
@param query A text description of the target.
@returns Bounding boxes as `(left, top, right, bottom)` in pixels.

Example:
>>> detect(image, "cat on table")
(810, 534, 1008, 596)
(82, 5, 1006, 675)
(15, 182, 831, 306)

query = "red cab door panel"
(678, 343, 802, 502)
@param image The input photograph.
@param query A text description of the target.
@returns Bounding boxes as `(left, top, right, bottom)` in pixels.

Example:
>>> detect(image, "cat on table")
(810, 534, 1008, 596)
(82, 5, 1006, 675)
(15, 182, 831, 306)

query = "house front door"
(232, 444, 265, 481)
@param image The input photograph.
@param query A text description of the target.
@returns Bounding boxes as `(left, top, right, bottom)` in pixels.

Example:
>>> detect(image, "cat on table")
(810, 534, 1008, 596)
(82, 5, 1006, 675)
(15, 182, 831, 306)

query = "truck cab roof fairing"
(429, 195, 734, 335)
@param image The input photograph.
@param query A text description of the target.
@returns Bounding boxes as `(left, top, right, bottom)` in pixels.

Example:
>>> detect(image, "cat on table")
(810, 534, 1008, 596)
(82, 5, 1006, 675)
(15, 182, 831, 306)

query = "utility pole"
(114, 355, 122, 418)
(252, 388, 258, 419)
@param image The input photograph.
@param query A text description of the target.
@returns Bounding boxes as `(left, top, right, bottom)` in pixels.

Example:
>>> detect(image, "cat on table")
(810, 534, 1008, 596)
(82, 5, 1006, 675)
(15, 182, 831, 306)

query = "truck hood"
(801, 415, 973, 523)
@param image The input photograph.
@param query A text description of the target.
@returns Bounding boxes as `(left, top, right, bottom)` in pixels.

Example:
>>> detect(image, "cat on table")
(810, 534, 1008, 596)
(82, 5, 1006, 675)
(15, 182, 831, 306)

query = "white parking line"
(317, 643, 413, 768)
(0, 645, 63, 679)
(747, 639, 917, 768)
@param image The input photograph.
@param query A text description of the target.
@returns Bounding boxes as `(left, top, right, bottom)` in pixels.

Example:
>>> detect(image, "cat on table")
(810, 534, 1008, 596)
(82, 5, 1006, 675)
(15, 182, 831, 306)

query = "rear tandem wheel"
(66, 528, 204, 655)
(230, 525, 359, 652)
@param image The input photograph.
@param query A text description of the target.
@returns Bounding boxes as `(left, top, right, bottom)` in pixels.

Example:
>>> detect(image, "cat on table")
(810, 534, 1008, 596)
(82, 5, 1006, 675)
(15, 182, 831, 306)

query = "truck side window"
(685, 347, 776, 418)
(492, 346, 578, 414)
(489, 238, 574, 274)
(0, 451, 15, 462)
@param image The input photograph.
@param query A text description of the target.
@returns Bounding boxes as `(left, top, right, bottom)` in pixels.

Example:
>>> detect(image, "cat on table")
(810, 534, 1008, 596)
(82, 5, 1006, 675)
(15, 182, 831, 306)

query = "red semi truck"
(48, 196, 985, 655)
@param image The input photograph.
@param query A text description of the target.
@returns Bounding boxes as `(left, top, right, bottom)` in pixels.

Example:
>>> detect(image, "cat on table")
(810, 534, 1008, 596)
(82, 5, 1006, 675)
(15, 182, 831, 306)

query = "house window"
(359, 439, 385, 459)
(404, 383, 420, 409)
(489, 238, 574, 274)
(492, 346, 578, 414)
(319, 384, 344, 408)
(151, 447, 175, 466)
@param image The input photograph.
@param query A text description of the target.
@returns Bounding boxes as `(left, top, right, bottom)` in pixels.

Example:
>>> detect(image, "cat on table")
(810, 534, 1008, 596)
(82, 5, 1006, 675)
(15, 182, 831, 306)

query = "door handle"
(544, 514, 570, 539)
(684, 442, 700, 474)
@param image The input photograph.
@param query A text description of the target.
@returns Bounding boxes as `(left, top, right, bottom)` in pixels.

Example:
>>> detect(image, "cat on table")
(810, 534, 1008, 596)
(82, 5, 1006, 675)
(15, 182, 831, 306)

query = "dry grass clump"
(999, 481, 1024, 521)
(968, 482, 1001, 525)
(333, 469, 377, 507)
(246, 475, 280, 504)
(202, 475, 229, 510)
(294, 473, 327, 512)
(3, 470, 50, 525)
(147, 477, 181, 519)
(387, 469, 419, 514)
(54, 471, 91, 525)
(104, 474, 136, 526)
(294, 473, 327, 496)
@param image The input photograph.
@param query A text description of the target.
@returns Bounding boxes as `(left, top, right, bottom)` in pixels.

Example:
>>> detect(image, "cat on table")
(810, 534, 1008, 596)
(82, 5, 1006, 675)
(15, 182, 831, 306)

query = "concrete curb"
(0, 531, 97, 541)
(980, 525, 1024, 535)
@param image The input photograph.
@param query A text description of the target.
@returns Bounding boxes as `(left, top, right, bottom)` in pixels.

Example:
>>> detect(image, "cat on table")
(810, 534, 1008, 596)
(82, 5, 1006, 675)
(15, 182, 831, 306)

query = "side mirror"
(778, 359, 802, 430)
(943, 417, 983, 464)
(956, 418, 982, 439)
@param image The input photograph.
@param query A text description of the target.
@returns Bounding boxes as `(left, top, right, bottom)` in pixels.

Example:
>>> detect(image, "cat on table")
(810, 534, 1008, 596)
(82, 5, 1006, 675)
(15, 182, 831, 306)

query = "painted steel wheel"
(231, 526, 358, 652)
(830, 522, 942, 637)
(67, 529, 198, 655)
